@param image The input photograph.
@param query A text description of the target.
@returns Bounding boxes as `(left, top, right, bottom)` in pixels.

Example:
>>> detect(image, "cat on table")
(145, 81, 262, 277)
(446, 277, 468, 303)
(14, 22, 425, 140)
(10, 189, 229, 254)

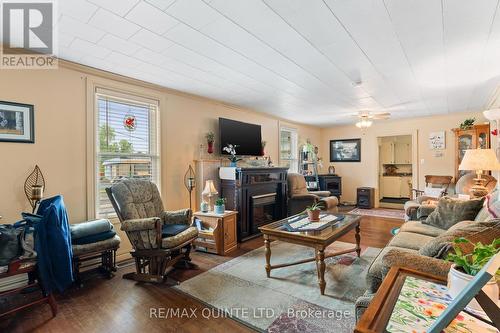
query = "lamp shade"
(202, 180, 218, 196)
(458, 149, 500, 171)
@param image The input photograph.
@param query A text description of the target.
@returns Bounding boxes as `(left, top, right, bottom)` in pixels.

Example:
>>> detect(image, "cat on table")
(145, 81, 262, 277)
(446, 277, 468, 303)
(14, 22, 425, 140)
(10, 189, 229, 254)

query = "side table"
(193, 211, 238, 255)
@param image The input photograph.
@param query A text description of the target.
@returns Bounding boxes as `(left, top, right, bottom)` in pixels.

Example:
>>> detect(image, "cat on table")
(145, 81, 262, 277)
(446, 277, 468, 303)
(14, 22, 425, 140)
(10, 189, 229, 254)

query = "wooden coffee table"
(259, 213, 361, 295)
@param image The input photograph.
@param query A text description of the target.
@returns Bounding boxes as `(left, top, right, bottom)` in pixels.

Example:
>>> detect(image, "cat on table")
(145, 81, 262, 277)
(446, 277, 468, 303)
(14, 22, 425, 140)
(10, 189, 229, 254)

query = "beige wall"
(0, 62, 493, 223)
(320, 112, 487, 203)
(0, 63, 321, 223)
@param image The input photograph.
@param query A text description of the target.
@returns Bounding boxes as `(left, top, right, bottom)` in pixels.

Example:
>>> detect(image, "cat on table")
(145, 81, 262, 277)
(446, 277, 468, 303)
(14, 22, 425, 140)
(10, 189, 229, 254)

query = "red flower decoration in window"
(124, 115, 136, 131)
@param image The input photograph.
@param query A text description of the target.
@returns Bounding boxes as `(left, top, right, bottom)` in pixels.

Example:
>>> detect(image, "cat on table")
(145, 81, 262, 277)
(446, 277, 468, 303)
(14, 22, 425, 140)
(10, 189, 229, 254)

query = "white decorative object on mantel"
(219, 167, 237, 180)
(429, 131, 445, 150)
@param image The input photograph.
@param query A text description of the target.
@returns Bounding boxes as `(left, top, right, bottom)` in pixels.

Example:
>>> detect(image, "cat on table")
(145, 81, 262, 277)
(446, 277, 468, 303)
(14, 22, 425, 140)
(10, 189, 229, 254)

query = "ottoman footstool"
(72, 235, 121, 286)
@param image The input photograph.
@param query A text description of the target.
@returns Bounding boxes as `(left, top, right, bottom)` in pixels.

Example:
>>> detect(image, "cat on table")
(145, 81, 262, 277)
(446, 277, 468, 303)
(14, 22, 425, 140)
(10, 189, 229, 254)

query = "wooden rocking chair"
(106, 179, 198, 283)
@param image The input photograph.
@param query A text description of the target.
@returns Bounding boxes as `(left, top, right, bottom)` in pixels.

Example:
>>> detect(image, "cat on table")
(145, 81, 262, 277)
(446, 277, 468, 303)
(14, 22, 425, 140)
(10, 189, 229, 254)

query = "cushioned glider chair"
(106, 179, 198, 283)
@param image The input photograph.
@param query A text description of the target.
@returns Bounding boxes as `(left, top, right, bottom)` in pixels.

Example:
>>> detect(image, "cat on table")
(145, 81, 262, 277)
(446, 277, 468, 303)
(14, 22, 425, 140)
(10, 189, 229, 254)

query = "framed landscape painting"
(0, 101, 34, 143)
(330, 138, 361, 162)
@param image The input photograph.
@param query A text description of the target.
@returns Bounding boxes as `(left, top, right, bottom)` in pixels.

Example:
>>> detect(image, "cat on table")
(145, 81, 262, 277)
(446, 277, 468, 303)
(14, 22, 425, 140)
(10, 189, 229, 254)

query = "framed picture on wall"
(0, 101, 34, 143)
(330, 138, 361, 162)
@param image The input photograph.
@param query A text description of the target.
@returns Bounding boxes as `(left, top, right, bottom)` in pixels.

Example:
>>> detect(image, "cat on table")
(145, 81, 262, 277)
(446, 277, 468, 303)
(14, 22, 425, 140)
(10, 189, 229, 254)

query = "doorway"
(378, 135, 413, 209)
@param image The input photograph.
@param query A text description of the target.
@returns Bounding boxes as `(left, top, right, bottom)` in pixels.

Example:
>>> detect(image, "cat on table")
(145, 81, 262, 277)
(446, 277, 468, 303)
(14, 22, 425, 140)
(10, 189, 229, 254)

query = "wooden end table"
(259, 213, 361, 295)
(193, 211, 238, 255)
(355, 266, 447, 333)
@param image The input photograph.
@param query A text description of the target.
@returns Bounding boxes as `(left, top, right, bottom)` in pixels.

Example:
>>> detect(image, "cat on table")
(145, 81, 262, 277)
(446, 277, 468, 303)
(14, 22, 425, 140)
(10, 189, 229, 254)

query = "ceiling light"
(355, 119, 372, 129)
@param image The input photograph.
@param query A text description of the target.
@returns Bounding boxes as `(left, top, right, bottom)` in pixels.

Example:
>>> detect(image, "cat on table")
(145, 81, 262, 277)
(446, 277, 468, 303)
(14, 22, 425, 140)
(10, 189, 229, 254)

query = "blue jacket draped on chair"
(32, 195, 73, 293)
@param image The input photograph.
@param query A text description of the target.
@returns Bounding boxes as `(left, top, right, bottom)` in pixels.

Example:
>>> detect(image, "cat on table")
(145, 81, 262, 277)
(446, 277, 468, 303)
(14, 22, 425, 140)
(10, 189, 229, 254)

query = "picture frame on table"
(0, 101, 34, 143)
(330, 138, 361, 162)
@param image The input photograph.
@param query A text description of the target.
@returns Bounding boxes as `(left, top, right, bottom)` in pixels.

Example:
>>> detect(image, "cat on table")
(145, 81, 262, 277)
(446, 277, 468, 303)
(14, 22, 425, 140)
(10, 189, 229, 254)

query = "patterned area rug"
(348, 208, 405, 220)
(175, 241, 381, 332)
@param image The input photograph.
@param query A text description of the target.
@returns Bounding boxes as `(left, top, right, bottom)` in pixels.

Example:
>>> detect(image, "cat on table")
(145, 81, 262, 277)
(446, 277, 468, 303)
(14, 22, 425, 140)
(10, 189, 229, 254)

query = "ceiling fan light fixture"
(355, 119, 372, 129)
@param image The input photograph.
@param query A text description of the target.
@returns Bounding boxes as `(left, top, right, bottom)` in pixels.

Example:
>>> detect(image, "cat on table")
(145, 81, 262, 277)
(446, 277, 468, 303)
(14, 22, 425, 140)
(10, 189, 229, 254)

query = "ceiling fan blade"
(371, 112, 391, 119)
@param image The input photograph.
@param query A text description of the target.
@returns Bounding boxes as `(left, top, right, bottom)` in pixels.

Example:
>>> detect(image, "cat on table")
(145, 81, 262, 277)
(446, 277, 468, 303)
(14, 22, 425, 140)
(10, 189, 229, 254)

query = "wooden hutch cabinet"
(452, 124, 490, 181)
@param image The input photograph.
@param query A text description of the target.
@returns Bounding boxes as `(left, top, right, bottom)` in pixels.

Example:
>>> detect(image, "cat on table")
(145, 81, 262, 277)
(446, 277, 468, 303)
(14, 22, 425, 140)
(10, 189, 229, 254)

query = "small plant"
(205, 131, 215, 143)
(306, 202, 324, 211)
(214, 198, 226, 206)
(459, 118, 475, 130)
(446, 237, 500, 276)
(261, 141, 267, 148)
(223, 144, 242, 163)
(305, 201, 323, 221)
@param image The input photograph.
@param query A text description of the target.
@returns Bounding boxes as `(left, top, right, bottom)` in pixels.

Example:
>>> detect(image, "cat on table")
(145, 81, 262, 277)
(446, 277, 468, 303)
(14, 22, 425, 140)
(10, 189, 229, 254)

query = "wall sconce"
(184, 164, 196, 211)
(24, 165, 45, 213)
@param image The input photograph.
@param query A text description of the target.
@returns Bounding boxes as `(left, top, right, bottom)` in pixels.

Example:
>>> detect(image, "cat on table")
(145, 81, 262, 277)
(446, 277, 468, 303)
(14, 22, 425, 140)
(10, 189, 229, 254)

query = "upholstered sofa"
(355, 194, 500, 321)
(404, 174, 497, 221)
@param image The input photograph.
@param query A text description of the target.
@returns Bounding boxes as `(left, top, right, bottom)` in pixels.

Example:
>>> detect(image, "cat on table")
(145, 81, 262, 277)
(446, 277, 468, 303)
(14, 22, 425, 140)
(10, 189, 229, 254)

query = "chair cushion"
(162, 224, 189, 237)
(424, 196, 484, 229)
(387, 231, 435, 250)
(72, 230, 116, 245)
(70, 219, 113, 239)
(109, 179, 164, 221)
(418, 220, 500, 259)
(399, 221, 445, 237)
(161, 227, 198, 249)
(287, 173, 309, 196)
(72, 235, 121, 256)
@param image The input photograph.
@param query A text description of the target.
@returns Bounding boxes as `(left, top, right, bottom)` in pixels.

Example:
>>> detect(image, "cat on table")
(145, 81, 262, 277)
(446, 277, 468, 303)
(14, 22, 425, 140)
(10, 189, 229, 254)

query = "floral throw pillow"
(485, 188, 500, 218)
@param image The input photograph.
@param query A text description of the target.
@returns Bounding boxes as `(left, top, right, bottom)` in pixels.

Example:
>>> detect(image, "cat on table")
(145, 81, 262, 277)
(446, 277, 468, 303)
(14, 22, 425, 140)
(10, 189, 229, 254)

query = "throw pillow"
(424, 186, 444, 198)
(423, 196, 485, 230)
(473, 188, 500, 222)
(419, 220, 500, 258)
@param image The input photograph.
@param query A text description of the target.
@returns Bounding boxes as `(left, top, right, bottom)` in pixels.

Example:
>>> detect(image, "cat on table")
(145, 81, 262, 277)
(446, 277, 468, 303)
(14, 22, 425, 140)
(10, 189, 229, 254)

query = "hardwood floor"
(0, 214, 403, 333)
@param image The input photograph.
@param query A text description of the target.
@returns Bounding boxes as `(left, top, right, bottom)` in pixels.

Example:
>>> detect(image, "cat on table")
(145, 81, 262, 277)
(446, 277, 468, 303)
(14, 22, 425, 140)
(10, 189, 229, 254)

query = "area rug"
(348, 207, 405, 220)
(175, 241, 380, 332)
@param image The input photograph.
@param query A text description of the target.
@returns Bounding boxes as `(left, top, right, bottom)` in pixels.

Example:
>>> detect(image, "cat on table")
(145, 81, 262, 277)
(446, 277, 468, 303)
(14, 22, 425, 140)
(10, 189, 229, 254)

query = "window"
(95, 90, 160, 218)
(280, 127, 298, 173)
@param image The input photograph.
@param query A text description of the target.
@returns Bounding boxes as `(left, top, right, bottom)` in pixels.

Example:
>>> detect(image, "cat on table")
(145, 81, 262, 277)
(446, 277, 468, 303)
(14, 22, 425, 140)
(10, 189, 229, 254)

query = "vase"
(207, 141, 214, 154)
(307, 209, 321, 221)
(200, 201, 209, 213)
(447, 264, 499, 312)
(261, 148, 265, 156)
(214, 204, 225, 215)
(230, 161, 237, 167)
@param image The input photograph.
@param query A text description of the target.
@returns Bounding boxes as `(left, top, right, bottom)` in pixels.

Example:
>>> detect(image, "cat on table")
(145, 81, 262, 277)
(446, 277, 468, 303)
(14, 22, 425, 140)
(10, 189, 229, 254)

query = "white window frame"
(86, 82, 161, 220)
(280, 126, 299, 173)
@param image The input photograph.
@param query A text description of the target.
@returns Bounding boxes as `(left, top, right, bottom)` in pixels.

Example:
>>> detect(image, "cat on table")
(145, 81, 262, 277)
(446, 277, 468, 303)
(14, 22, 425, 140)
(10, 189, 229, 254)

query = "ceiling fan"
(353, 111, 391, 130)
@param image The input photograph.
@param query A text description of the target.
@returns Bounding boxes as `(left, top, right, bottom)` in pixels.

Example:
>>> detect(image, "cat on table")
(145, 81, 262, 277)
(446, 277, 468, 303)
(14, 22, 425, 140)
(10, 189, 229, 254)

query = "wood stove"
(318, 174, 342, 200)
(221, 167, 288, 241)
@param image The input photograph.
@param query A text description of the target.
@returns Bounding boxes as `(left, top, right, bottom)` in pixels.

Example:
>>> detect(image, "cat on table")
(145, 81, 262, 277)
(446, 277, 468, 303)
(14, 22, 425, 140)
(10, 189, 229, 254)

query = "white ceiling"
(51, 0, 500, 125)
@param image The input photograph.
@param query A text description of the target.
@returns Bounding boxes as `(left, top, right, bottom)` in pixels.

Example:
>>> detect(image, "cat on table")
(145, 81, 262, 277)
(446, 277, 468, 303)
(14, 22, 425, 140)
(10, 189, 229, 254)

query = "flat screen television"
(219, 118, 262, 156)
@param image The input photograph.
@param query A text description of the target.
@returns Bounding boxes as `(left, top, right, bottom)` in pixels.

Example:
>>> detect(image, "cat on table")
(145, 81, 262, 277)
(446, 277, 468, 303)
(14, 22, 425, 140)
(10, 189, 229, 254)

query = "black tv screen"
(219, 118, 262, 156)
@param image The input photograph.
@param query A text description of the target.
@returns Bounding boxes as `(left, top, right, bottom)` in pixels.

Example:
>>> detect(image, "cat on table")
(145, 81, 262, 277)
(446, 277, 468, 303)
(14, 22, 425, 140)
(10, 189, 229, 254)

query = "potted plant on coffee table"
(214, 198, 226, 215)
(306, 202, 323, 221)
(446, 237, 499, 312)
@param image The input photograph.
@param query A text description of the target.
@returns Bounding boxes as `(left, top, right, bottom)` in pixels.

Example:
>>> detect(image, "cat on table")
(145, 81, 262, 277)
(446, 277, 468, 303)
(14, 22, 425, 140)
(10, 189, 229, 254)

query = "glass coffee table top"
(259, 213, 361, 241)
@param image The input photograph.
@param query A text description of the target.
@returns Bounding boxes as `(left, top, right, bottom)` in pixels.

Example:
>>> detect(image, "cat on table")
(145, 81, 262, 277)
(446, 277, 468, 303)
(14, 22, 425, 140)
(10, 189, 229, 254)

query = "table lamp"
(458, 149, 500, 198)
(202, 180, 218, 211)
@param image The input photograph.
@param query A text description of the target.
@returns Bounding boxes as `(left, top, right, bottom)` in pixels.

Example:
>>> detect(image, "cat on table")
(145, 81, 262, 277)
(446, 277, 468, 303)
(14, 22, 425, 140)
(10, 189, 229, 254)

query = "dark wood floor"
(0, 214, 403, 333)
